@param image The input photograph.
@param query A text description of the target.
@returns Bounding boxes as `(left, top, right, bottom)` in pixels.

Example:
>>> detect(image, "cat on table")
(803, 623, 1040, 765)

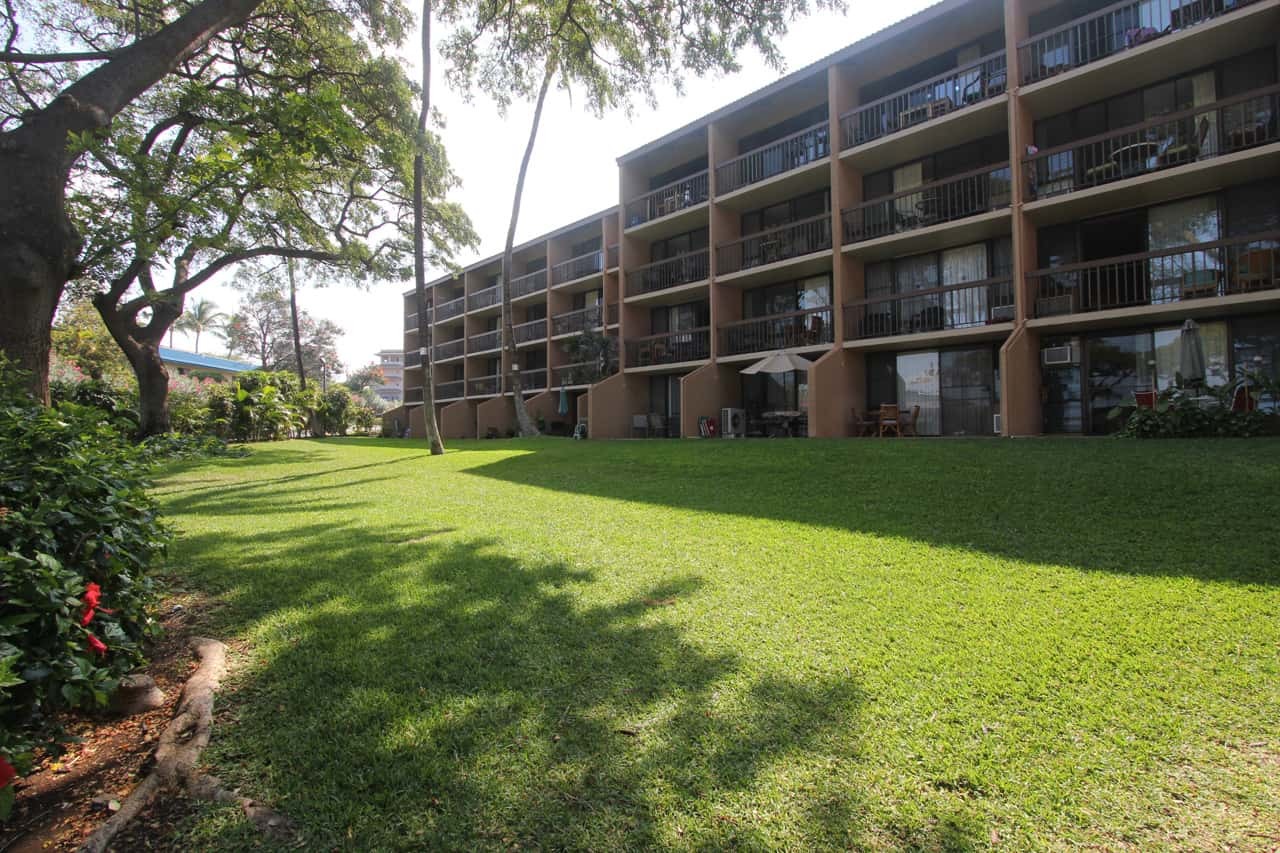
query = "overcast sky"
(175, 2, 937, 377)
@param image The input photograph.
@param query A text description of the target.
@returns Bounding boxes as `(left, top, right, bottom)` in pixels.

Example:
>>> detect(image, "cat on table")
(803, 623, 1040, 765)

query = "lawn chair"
(851, 408, 879, 437)
(1134, 390, 1158, 410)
(631, 414, 649, 437)
(900, 405, 922, 437)
(648, 412, 668, 438)
(879, 403, 902, 437)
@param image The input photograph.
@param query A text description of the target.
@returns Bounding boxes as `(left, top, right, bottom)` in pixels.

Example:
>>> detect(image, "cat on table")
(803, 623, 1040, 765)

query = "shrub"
(0, 361, 167, 801)
(1112, 379, 1276, 438)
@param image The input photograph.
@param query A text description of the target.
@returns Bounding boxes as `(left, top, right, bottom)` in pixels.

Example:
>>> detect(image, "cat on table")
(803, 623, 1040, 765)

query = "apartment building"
(400, 0, 1280, 439)
(374, 349, 404, 403)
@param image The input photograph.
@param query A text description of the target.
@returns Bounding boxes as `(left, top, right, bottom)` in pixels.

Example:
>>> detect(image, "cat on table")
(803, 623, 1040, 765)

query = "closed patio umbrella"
(558, 384, 570, 416)
(1178, 318, 1206, 387)
(740, 351, 814, 375)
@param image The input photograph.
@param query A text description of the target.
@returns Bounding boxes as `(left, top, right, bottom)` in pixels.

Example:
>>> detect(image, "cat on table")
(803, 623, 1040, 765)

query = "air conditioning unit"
(720, 407, 746, 438)
(1041, 344, 1078, 366)
(992, 413, 1002, 435)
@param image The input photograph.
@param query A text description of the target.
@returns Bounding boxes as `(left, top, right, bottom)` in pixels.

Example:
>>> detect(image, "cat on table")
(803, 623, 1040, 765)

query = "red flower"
(80, 582, 102, 626)
(86, 634, 108, 657)
(0, 756, 15, 789)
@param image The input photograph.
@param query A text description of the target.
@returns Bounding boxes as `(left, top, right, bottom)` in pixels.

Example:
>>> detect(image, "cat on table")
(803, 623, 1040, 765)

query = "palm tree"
(176, 298, 226, 354)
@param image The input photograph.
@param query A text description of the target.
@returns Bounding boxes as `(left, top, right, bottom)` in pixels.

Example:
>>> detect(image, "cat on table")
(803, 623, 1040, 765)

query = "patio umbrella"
(1178, 318, 1206, 387)
(740, 351, 814, 375)
(558, 383, 570, 416)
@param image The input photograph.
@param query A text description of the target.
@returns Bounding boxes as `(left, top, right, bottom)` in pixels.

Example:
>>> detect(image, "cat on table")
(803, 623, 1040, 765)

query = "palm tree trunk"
(194, 327, 201, 353)
(414, 0, 445, 455)
(502, 61, 554, 438)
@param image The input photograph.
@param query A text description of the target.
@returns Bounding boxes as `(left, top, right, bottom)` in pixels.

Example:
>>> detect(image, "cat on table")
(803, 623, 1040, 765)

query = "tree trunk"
(134, 344, 173, 436)
(502, 61, 554, 439)
(194, 328, 201, 353)
(0, 0, 267, 401)
(286, 257, 306, 388)
(94, 293, 179, 437)
(413, 0, 445, 455)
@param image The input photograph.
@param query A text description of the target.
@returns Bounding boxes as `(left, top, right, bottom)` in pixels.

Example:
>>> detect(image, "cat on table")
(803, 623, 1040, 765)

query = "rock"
(110, 674, 166, 716)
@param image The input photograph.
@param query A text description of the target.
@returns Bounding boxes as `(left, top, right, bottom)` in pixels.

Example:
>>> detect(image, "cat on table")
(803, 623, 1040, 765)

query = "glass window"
(865, 262, 893, 299)
(1087, 332, 1156, 433)
(941, 243, 989, 328)
(1147, 195, 1221, 303)
(1153, 320, 1229, 390)
(1233, 314, 1280, 410)
(940, 348, 995, 435)
(896, 351, 941, 436)
(866, 352, 897, 412)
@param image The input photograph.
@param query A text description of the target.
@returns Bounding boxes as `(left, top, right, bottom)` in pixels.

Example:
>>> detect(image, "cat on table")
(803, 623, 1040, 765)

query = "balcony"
(719, 307, 834, 357)
(437, 380, 464, 401)
(513, 369, 548, 391)
(467, 330, 501, 354)
(404, 311, 418, 332)
(404, 350, 422, 368)
(436, 296, 465, 322)
(625, 328, 711, 368)
(1029, 231, 1280, 319)
(845, 278, 1015, 342)
(404, 386, 424, 404)
(1024, 86, 1280, 208)
(435, 339, 464, 361)
(1019, 0, 1254, 87)
(624, 170, 709, 231)
(468, 284, 502, 313)
(511, 269, 548, 300)
(840, 52, 1008, 154)
(552, 360, 615, 387)
(842, 164, 1012, 251)
(606, 302, 619, 325)
(552, 250, 604, 287)
(467, 374, 501, 397)
(552, 304, 603, 337)
(513, 318, 547, 345)
(716, 214, 833, 278)
(625, 249, 710, 299)
(606, 243, 620, 270)
(714, 121, 831, 203)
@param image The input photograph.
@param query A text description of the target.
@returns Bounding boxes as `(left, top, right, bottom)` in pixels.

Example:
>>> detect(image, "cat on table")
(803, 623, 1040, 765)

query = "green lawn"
(153, 437, 1280, 850)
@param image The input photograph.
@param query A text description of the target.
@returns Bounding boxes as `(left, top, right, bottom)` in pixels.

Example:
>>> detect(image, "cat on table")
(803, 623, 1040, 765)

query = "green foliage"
(352, 405, 377, 435)
(317, 388, 354, 436)
(1112, 379, 1278, 438)
(50, 299, 134, 388)
(207, 372, 308, 442)
(0, 361, 166, 771)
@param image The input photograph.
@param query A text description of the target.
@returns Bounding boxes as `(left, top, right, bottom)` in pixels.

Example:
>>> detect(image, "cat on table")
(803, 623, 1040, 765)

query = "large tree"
(436, 0, 843, 436)
(223, 282, 341, 378)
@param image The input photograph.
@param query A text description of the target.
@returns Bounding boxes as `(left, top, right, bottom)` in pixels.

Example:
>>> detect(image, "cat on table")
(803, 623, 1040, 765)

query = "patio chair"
(879, 403, 902, 437)
(1134, 390, 1158, 410)
(648, 412, 668, 437)
(851, 408, 879, 437)
(901, 405, 922, 437)
(631, 413, 650, 437)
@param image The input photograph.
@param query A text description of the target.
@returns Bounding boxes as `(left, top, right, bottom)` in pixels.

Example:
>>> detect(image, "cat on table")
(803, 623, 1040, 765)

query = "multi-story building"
(400, 0, 1280, 439)
(374, 349, 404, 403)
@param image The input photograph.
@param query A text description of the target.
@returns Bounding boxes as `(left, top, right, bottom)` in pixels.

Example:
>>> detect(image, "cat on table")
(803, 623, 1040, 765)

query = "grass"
(153, 437, 1280, 850)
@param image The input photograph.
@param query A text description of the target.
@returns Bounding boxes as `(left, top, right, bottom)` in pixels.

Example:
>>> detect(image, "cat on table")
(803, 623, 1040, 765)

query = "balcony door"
(1147, 195, 1221, 303)
(941, 244, 989, 329)
(895, 351, 941, 436)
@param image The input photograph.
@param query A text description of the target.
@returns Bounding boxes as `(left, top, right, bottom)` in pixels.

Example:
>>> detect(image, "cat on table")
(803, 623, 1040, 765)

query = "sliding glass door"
(895, 351, 941, 436)
(940, 349, 995, 435)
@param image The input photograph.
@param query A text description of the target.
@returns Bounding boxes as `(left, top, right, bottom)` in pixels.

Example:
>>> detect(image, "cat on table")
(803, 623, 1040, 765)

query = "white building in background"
(375, 349, 404, 403)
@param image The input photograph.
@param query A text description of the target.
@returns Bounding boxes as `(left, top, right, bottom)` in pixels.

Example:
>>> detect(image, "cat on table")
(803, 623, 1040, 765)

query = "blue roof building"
(159, 347, 258, 378)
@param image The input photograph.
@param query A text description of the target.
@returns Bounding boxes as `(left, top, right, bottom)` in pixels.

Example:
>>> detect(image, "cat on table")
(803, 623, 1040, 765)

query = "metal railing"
(435, 338, 465, 360)
(404, 386, 424, 404)
(404, 312, 418, 331)
(716, 214, 833, 275)
(552, 360, 614, 386)
(625, 249, 710, 296)
(552, 304, 603, 336)
(437, 380, 464, 400)
(720, 306, 834, 356)
(552, 250, 604, 285)
(606, 244, 620, 269)
(842, 163, 1012, 244)
(624, 170, 709, 228)
(715, 121, 830, 195)
(467, 374, 501, 396)
(435, 295, 465, 321)
(1018, 0, 1253, 85)
(467, 284, 502, 312)
(404, 350, 422, 368)
(625, 327, 711, 366)
(467, 330, 501, 353)
(1024, 85, 1280, 200)
(514, 369, 548, 391)
(840, 51, 1007, 149)
(511, 269, 548, 299)
(606, 302, 619, 325)
(1029, 231, 1280, 317)
(513, 318, 547, 345)
(845, 278, 1016, 340)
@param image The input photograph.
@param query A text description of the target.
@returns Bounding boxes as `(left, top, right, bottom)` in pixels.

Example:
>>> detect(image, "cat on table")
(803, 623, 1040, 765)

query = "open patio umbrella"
(1178, 318, 1207, 387)
(740, 351, 814, 375)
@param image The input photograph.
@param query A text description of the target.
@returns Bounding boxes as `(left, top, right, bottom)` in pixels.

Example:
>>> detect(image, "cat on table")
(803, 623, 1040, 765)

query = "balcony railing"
(511, 268, 548, 299)
(1024, 85, 1280, 200)
(715, 121, 830, 195)
(606, 302, 619, 325)
(552, 304, 603, 336)
(467, 284, 502, 312)
(435, 338, 464, 360)
(436, 295, 465, 321)
(467, 330, 501, 353)
(842, 163, 1012, 244)
(1018, 0, 1252, 86)
(840, 51, 1007, 149)
(552, 250, 604, 285)
(845, 278, 1016, 340)
(716, 214, 833, 275)
(606, 244, 620, 269)
(625, 328, 711, 367)
(404, 350, 423, 368)
(437, 380, 464, 400)
(624, 170, 710, 228)
(1029, 231, 1280, 317)
(513, 369, 548, 391)
(467, 374, 501, 396)
(513, 318, 547, 345)
(552, 360, 615, 386)
(720, 306, 834, 356)
(404, 386, 424, 404)
(405, 311, 418, 331)
(626, 249, 710, 296)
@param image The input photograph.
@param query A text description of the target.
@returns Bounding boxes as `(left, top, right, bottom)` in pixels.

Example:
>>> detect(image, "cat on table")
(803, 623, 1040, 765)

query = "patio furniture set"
(852, 404, 923, 437)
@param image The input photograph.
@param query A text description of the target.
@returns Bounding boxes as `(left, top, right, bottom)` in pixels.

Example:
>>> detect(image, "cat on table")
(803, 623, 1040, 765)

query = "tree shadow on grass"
(169, 522, 978, 850)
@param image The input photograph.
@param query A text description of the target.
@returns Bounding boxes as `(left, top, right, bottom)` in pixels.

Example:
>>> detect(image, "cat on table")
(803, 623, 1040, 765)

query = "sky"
(173, 2, 938, 378)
